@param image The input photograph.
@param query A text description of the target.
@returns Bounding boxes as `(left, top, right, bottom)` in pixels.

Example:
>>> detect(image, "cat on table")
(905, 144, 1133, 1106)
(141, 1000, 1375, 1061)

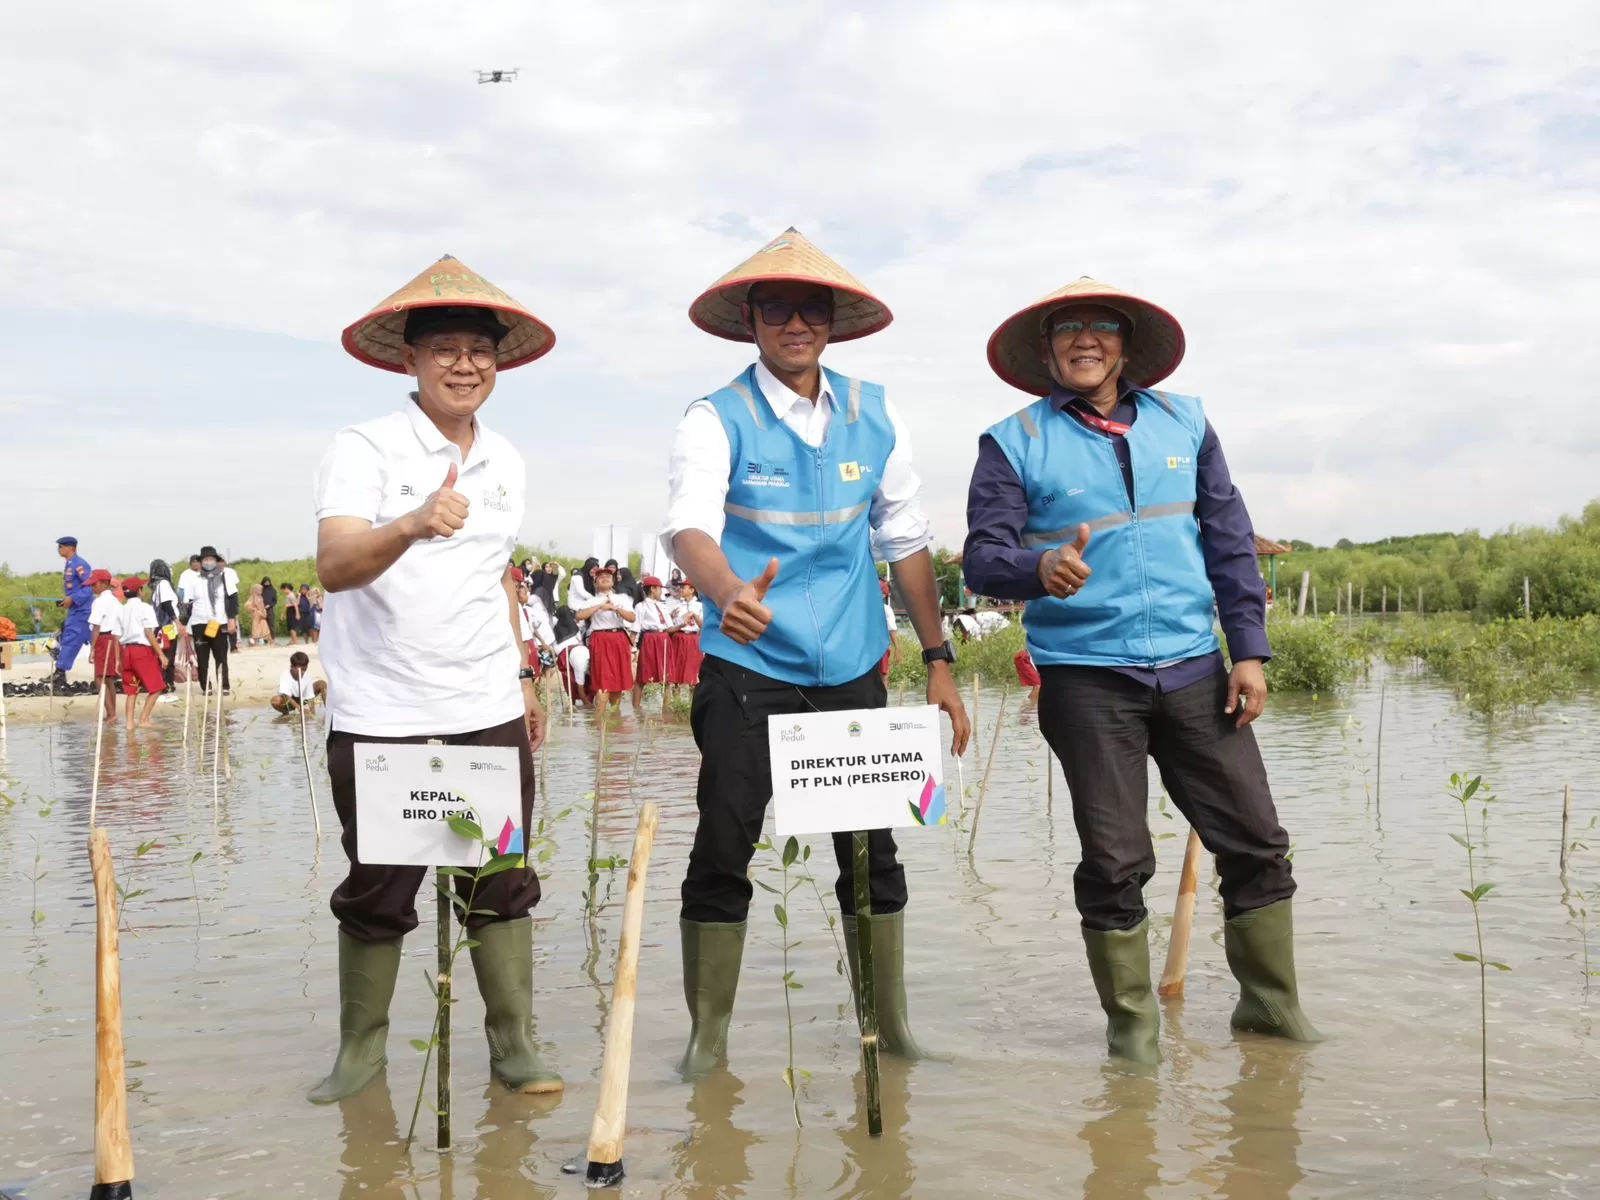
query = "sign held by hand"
(769, 705, 948, 836)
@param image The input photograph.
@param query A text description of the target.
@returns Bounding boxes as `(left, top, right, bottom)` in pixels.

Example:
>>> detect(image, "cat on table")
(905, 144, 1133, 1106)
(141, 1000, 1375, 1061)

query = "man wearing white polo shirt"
(306, 256, 561, 1106)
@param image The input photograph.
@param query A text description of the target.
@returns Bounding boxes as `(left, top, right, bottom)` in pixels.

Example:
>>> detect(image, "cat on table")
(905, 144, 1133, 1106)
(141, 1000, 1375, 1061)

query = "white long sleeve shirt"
(661, 360, 933, 568)
(635, 597, 672, 632)
(584, 591, 634, 633)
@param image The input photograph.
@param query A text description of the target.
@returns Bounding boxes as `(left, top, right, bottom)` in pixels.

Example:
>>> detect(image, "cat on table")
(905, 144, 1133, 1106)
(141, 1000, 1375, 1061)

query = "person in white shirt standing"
(308, 255, 559, 1106)
(147, 558, 181, 698)
(574, 564, 635, 709)
(116, 577, 168, 730)
(187, 545, 238, 695)
(667, 580, 704, 696)
(86, 568, 123, 721)
(631, 575, 673, 711)
(663, 227, 971, 1077)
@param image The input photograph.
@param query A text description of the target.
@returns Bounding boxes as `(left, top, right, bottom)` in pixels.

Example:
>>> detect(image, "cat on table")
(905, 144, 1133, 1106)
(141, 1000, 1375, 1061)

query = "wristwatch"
(921, 640, 957, 666)
(517, 668, 536, 680)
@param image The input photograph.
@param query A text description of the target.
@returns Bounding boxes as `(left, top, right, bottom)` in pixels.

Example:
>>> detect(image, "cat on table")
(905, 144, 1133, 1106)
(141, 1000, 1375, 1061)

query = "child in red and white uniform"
(117, 577, 169, 729)
(878, 578, 900, 678)
(87, 568, 123, 719)
(575, 564, 635, 708)
(632, 575, 673, 709)
(1014, 648, 1041, 707)
(667, 581, 703, 690)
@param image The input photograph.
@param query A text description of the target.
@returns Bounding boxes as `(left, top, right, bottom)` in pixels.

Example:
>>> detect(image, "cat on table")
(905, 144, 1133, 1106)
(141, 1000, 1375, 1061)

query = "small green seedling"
(1447, 771, 1510, 1136)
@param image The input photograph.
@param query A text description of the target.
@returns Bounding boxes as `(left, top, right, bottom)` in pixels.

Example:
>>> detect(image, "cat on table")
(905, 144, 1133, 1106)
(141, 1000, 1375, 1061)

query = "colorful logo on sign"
(496, 817, 525, 857)
(908, 777, 947, 826)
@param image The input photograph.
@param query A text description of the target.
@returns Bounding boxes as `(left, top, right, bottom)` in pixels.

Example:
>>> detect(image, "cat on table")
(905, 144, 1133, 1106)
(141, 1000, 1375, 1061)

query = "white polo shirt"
(89, 591, 122, 634)
(315, 398, 524, 737)
(117, 598, 158, 645)
(585, 591, 634, 633)
(278, 670, 319, 701)
(187, 570, 238, 628)
(636, 597, 671, 632)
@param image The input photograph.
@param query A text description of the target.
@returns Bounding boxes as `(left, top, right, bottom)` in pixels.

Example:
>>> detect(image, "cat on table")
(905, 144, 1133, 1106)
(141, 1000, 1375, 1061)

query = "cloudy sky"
(4, 1, 1597, 575)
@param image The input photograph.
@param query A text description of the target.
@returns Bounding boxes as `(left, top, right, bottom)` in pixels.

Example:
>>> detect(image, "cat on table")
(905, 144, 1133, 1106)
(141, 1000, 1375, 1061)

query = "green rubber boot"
(1225, 899, 1323, 1042)
(469, 917, 564, 1093)
(307, 932, 402, 1105)
(679, 919, 746, 1078)
(1082, 921, 1161, 1065)
(842, 912, 923, 1060)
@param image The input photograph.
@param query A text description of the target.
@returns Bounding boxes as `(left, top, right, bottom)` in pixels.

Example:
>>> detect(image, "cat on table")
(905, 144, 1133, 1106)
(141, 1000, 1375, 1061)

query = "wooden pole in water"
(1524, 576, 1531, 619)
(211, 679, 223, 809)
(1560, 784, 1572, 873)
(851, 830, 883, 1138)
(1382, 584, 1387, 615)
(90, 680, 109, 828)
(967, 694, 1008, 856)
(1158, 829, 1204, 997)
(1297, 571, 1310, 617)
(583, 803, 660, 1187)
(436, 866, 450, 1150)
(89, 828, 135, 1199)
(297, 698, 322, 839)
(588, 713, 610, 911)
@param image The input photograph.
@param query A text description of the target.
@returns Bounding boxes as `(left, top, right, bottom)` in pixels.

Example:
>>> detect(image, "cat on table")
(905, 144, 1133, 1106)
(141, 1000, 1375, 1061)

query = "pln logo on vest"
(839, 462, 862, 482)
(1166, 456, 1194, 469)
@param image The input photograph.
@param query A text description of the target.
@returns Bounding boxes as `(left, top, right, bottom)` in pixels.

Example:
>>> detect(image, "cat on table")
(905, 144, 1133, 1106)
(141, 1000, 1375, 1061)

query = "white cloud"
(2, 0, 1597, 572)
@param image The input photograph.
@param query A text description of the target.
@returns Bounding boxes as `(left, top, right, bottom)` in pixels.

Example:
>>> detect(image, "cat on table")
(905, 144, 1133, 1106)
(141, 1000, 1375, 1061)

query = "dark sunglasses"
(753, 299, 834, 327)
(1049, 318, 1124, 338)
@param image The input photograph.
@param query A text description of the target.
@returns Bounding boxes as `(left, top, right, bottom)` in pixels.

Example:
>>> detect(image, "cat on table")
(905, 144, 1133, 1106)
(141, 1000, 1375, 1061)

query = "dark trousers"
(191, 626, 231, 693)
(681, 655, 907, 924)
(1038, 665, 1294, 932)
(327, 716, 542, 943)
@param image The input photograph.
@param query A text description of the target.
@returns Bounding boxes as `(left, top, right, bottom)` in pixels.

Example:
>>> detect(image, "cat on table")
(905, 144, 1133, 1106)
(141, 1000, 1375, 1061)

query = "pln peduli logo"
(364, 754, 389, 773)
(778, 723, 806, 743)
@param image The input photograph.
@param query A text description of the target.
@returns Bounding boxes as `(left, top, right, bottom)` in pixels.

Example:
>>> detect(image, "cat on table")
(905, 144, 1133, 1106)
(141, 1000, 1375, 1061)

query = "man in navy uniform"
(53, 536, 93, 689)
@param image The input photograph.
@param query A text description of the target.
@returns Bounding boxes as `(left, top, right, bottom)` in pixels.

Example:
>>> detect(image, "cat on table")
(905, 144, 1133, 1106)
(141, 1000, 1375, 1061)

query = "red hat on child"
(121, 576, 145, 592)
(641, 576, 662, 588)
(88, 568, 113, 585)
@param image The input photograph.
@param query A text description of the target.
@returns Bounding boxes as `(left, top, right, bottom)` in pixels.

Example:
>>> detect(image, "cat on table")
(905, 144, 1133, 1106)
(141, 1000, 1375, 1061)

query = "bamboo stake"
(1524, 576, 1531, 619)
(90, 680, 109, 828)
(583, 803, 660, 1187)
(436, 866, 450, 1150)
(211, 678, 223, 809)
(1560, 784, 1572, 873)
(89, 828, 135, 1198)
(1158, 829, 1204, 997)
(1297, 571, 1310, 617)
(967, 694, 1009, 856)
(1374, 671, 1386, 811)
(851, 830, 882, 1138)
(588, 714, 610, 911)
(297, 696, 323, 839)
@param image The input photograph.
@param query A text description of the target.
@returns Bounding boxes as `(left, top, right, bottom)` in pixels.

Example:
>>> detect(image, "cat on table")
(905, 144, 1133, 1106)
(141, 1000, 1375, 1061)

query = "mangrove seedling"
(1447, 771, 1510, 1134)
(754, 835, 813, 1127)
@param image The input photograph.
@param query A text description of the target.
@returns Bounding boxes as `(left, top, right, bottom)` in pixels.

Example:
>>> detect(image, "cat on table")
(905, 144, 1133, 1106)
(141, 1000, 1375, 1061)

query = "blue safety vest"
(698, 364, 893, 686)
(62, 554, 92, 623)
(985, 390, 1220, 668)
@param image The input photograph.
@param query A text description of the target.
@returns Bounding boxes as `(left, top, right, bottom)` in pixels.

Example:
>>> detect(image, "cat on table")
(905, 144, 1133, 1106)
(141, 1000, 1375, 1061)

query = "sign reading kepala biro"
(768, 705, 948, 836)
(354, 743, 524, 867)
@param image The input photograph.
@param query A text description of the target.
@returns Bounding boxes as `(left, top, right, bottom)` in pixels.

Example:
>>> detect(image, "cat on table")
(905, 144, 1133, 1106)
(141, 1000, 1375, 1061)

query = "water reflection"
(1080, 1065, 1160, 1199)
(336, 1074, 411, 1199)
(471, 1086, 556, 1199)
(1196, 1043, 1306, 1199)
(671, 1072, 756, 1199)
(834, 1060, 915, 1200)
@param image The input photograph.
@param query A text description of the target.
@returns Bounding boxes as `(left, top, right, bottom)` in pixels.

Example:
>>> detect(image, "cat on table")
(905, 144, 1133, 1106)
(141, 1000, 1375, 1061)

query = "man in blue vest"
(664, 228, 971, 1076)
(964, 277, 1318, 1064)
(53, 535, 93, 689)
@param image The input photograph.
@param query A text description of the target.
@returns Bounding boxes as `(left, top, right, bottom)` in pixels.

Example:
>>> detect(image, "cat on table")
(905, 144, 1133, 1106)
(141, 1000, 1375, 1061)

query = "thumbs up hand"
(1037, 523, 1093, 599)
(718, 557, 779, 645)
(405, 461, 471, 541)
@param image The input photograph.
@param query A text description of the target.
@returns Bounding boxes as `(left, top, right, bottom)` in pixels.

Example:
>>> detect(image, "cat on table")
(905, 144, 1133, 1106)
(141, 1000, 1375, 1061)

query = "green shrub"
(1261, 615, 1366, 694)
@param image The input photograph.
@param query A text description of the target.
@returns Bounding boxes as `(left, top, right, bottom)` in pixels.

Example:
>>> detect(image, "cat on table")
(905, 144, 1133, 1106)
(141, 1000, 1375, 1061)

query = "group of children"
(513, 562, 704, 711)
(84, 570, 171, 729)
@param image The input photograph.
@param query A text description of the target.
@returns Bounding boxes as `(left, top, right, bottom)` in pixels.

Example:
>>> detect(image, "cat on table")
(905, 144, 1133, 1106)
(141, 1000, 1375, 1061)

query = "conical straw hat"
(987, 277, 1185, 395)
(689, 228, 892, 342)
(341, 255, 555, 373)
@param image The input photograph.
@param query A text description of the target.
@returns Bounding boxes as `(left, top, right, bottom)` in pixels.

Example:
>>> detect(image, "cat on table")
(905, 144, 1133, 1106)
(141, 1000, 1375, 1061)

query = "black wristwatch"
(518, 668, 536, 680)
(921, 640, 957, 666)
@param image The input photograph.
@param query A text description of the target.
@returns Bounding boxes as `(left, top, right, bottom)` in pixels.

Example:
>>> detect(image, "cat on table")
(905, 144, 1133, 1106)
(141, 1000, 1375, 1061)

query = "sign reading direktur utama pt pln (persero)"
(353, 743, 524, 867)
(768, 705, 948, 836)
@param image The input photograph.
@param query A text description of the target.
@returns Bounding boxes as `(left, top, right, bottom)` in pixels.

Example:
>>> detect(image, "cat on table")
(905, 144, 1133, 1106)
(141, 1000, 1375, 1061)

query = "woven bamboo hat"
(987, 276, 1185, 395)
(341, 254, 555, 373)
(689, 227, 892, 342)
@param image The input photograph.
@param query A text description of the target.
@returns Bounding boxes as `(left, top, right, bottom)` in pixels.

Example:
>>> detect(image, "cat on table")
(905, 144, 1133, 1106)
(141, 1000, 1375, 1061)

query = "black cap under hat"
(403, 305, 511, 347)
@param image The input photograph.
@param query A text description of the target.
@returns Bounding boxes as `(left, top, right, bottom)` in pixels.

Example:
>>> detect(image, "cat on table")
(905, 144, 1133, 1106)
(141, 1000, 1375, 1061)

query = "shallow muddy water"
(2, 672, 1598, 1198)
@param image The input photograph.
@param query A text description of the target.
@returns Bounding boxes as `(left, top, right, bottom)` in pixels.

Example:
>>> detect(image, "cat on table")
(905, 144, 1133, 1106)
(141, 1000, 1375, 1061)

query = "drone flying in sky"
(476, 68, 519, 84)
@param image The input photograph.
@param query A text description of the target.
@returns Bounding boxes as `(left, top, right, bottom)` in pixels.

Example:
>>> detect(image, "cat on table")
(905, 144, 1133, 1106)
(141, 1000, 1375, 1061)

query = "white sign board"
(591, 524, 629, 566)
(769, 705, 948, 836)
(354, 743, 524, 867)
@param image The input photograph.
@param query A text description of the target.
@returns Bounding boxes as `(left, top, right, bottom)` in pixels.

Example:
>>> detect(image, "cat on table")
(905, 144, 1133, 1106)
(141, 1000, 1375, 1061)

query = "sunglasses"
(1049, 319, 1124, 338)
(753, 299, 834, 327)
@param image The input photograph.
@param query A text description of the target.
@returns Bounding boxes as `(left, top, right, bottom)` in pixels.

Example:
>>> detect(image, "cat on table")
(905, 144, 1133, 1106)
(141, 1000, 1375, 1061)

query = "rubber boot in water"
(1225, 899, 1323, 1041)
(843, 911, 923, 1060)
(307, 931, 402, 1104)
(469, 917, 564, 1093)
(1082, 921, 1161, 1065)
(679, 919, 746, 1078)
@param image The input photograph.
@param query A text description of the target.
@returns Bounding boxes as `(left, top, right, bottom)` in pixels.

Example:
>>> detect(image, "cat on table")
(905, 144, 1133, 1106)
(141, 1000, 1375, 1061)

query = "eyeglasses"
(754, 299, 834, 327)
(423, 344, 498, 371)
(1050, 319, 1124, 338)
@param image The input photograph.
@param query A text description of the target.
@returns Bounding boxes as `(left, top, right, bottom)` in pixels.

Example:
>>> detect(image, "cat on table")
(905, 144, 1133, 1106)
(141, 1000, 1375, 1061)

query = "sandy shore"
(1, 640, 324, 724)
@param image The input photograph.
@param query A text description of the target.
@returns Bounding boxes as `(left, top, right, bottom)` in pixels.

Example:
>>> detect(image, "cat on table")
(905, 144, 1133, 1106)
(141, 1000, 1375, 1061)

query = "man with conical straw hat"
(307, 255, 561, 1103)
(963, 276, 1319, 1064)
(664, 228, 972, 1076)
